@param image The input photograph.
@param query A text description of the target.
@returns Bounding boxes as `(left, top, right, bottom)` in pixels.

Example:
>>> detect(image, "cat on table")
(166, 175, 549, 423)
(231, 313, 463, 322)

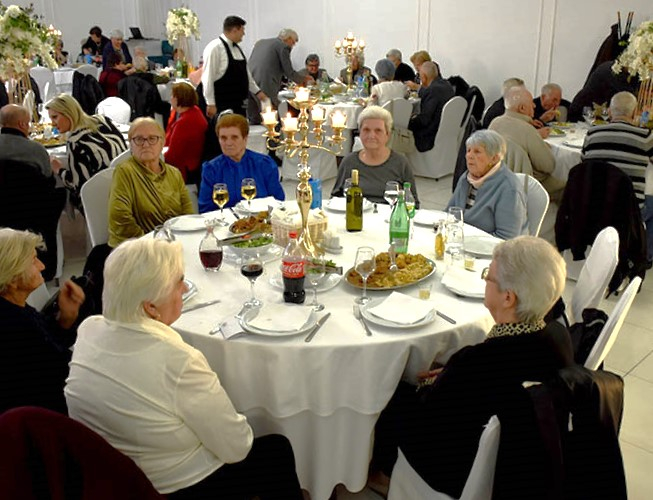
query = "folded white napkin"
(441, 267, 485, 298)
(247, 304, 312, 331)
(367, 291, 434, 325)
(238, 196, 278, 213)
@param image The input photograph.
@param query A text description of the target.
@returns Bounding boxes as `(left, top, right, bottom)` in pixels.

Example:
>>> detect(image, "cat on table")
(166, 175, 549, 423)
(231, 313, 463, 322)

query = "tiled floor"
(59, 173, 652, 500)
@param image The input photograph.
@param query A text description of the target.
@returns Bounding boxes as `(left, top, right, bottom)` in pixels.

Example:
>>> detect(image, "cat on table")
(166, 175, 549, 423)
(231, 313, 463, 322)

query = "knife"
(304, 312, 331, 343)
(182, 299, 221, 314)
(436, 310, 457, 324)
(229, 207, 240, 219)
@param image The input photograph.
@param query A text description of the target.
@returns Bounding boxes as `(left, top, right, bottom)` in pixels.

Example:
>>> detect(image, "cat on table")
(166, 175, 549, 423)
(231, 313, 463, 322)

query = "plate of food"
(464, 235, 501, 257)
(33, 136, 66, 148)
(324, 197, 373, 213)
(345, 252, 435, 290)
(223, 234, 282, 263)
(549, 121, 572, 129)
(239, 305, 316, 337)
(548, 127, 566, 137)
(228, 212, 272, 235)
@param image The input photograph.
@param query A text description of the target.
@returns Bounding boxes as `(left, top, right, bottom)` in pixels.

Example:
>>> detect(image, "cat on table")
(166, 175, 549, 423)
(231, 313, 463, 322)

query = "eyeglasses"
(131, 136, 161, 146)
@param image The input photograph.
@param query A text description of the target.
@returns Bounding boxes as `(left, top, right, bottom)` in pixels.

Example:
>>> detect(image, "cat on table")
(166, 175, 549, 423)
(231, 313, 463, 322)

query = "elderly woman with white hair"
(447, 129, 528, 239)
(331, 105, 420, 206)
(371, 236, 574, 498)
(368, 58, 408, 107)
(0, 228, 84, 415)
(65, 238, 303, 499)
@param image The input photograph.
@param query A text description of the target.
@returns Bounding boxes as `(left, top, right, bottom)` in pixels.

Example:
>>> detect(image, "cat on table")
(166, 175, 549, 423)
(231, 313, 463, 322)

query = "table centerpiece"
(165, 6, 200, 77)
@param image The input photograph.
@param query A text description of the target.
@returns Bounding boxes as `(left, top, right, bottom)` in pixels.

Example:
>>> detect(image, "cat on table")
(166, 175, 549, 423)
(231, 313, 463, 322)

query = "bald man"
(0, 104, 52, 177)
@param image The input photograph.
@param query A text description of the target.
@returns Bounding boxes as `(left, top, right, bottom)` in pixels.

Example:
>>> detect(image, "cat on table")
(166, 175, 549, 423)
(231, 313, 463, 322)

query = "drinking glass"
(307, 254, 326, 311)
(240, 253, 263, 308)
(404, 187, 416, 219)
(600, 105, 610, 123)
(383, 181, 400, 208)
(582, 106, 593, 125)
(446, 206, 464, 264)
(354, 246, 376, 305)
(212, 183, 230, 226)
(343, 178, 352, 195)
(153, 223, 175, 241)
(241, 178, 257, 210)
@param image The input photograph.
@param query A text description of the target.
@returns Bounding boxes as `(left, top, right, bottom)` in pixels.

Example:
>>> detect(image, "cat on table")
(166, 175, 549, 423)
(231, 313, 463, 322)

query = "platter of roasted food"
(345, 252, 435, 290)
(228, 211, 272, 235)
(32, 135, 66, 148)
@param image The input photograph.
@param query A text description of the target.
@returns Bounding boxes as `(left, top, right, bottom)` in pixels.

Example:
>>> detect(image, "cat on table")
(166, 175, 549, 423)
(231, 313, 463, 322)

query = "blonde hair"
(45, 94, 98, 132)
(0, 228, 44, 294)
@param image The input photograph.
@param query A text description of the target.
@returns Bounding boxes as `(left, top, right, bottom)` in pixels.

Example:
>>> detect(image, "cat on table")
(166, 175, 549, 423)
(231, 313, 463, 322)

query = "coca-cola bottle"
(282, 231, 306, 304)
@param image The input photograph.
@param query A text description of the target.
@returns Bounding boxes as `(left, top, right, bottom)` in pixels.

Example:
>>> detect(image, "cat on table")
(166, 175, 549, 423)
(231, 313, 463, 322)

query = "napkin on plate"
(441, 267, 485, 298)
(367, 291, 434, 325)
(238, 196, 278, 213)
(247, 304, 312, 331)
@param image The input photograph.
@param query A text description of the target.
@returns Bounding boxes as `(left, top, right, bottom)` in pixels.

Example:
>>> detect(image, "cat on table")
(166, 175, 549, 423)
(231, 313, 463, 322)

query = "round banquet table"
(170, 203, 494, 500)
(544, 124, 587, 181)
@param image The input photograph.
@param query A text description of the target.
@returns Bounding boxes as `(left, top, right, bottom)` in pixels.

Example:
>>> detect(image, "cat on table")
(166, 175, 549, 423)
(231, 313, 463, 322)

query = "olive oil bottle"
(346, 169, 363, 232)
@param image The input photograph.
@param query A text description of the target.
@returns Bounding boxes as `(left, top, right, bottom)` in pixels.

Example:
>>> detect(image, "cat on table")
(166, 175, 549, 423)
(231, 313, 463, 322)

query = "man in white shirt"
(201, 16, 267, 118)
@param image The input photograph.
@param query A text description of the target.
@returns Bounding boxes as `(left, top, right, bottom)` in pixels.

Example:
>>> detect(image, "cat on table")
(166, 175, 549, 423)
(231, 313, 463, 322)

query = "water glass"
(307, 254, 326, 311)
(446, 207, 464, 264)
(354, 246, 376, 305)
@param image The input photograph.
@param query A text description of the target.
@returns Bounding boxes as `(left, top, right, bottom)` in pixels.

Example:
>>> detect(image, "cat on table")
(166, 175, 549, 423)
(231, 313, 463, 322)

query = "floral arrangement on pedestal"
(165, 6, 200, 78)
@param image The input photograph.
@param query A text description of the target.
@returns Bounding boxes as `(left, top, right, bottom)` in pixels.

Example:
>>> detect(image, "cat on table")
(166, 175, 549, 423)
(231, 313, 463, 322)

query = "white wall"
(11, 0, 653, 104)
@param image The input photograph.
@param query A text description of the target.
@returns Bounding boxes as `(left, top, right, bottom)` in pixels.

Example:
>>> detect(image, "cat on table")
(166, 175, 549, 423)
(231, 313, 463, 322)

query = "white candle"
(335, 40, 341, 49)
(283, 113, 298, 132)
(347, 31, 353, 39)
(295, 87, 310, 103)
(331, 110, 346, 129)
(311, 106, 325, 122)
(352, 40, 358, 49)
(261, 106, 277, 126)
(359, 39, 365, 48)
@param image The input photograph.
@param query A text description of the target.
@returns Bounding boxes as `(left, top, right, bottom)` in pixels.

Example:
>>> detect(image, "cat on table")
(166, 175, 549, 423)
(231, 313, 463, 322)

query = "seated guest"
(298, 53, 332, 83)
(165, 82, 208, 183)
(582, 91, 653, 265)
(99, 52, 127, 97)
(490, 86, 566, 202)
(339, 54, 377, 88)
(368, 59, 408, 107)
(132, 46, 155, 72)
(448, 130, 528, 239)
(408, 61, 454, 152)
(54, 39, 68, 66)
(386, 48, 415, 82)
(533, 83, 571, 124)
(0, 228, 85, 415)
(65, 238, 303, 499)
(108, 118, 193, 247)
(81, 25, 109, 65)
(332, 106, 420, 206)
(101, 29, 132, 70)
(371, 236, 572, 498)
(481, 77, 524, 129)
(406, 50, 431, 91)
(199, 113, 285, 212)
(0, 104, 53, 177)
(46, 94, 127, 210)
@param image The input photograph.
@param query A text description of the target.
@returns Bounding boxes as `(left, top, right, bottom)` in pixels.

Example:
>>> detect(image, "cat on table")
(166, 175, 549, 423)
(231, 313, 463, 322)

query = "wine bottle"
(389, 188, 410, 253)
(346, 169, 363, 232)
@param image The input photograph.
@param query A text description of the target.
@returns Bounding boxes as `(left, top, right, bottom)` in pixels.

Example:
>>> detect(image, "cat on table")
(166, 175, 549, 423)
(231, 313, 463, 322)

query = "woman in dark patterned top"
(46, 94, 127, 209)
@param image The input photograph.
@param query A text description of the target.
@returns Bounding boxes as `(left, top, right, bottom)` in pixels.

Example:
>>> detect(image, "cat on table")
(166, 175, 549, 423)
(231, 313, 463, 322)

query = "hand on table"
(405, 81, 420, 91)
(537, 127, 551, 139)
(57, 280, 85, 329)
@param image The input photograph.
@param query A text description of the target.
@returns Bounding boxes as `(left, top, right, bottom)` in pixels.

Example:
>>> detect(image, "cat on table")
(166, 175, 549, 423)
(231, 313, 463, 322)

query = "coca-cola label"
(282, 259, 305, 278)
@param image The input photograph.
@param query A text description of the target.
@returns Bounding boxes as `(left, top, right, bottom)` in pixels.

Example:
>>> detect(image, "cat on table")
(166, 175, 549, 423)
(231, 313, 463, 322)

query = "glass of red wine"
(198, 223, 223, 272)
(241, 253, 263, 308)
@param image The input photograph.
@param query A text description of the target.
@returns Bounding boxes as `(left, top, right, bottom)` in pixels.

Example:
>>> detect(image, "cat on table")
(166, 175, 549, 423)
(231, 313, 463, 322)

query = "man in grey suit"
(249, 29, 313, 108)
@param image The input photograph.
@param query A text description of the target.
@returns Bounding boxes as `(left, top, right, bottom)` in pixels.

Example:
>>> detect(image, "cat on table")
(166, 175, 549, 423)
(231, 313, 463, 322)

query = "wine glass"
(582, 106, 594, 126)
(212, 183, 230, 226)
(307, 254, 326, 311)
(354, 246, 376, 305)
(383, 181, 400, 208)
(404, 187, 416, 219)
(241, 178, 257, 210)
(240, 253, 263, 308)
(600, 105, 610, 123)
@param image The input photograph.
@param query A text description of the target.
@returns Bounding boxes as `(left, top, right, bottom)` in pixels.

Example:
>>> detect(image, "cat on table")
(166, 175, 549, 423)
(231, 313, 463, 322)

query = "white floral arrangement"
(612, 19, 653, 80)
(166, 7, 200, 43)
(0, 3, 58, 79)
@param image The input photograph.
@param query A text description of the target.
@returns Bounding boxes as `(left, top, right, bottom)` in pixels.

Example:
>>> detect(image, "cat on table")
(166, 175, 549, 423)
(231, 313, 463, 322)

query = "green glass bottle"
(389, 188, 410, 253)
(346, 169, 363, 232)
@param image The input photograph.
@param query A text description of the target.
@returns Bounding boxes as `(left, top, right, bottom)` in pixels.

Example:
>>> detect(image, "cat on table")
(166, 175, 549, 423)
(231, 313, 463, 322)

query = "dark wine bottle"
(346, 169, 363, 232)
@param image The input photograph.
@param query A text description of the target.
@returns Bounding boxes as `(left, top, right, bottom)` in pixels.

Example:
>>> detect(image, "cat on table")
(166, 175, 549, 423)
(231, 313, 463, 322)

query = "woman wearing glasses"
(108, 117, 193, 247)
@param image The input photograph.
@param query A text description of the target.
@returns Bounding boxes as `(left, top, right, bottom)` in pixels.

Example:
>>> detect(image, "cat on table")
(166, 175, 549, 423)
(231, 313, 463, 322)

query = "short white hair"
(358, 105, 393, 135)
(541, 83, 562, 96)
(466, 130, 506, 160)
(109, 29, 124, 39)
(102, 239, 184, 322)
(610, 91, 637, 118)
(492, 236, 566, 322)
(386, 48, 402, 60)
(504, 86, 530, 111)
(278, 28, 298, 42)
(0, 228, 45, 294)
(501, 77, 524, 95)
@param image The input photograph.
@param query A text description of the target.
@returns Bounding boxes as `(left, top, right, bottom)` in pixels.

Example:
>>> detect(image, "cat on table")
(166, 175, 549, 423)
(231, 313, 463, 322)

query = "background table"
(545, 125, 587, 181)
(171, 205, 493, 499)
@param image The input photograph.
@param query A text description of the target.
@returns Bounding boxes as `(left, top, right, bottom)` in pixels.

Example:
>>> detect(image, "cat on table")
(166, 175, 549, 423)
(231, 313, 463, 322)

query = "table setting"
(545, 122, 588, 181)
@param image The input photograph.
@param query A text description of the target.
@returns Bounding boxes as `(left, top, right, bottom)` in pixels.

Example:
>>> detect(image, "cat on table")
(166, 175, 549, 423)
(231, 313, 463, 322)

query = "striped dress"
(581, 121, 653, 206)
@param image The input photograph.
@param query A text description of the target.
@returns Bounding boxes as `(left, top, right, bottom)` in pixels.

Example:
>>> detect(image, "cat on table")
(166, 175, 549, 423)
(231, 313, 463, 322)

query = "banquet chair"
(75, 64, 99, 79)
(80, 168, 115, 248)
(514, 173, 549, 236)
(29, 66, 56, 102)
(109, 149, 132, 169)
(406, 96, 468, 181)
(388, 415, 501, 500)
(96, 97, 132, 125)
(391, 98, 412, 129)
(569, 226, 619, 325)
(584, 276, 641, 370)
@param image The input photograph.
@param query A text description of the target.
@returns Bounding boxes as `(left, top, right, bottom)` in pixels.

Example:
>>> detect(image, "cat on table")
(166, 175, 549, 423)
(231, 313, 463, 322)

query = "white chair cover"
(109, 149, 132, 170)
(570, 227, 620, 325)
(406, 96, 468, 180)
(75, 64, 99, 79)
(26, 283, 52, 311)
(29, 66, 56, 102)
(514, 173, 549, 236)
(584, 276, 641, 370)
(388, 415, 501, 500)
(391, 98, 412, 129)
(80, 169, 115, 248)
(96, 97, 131, 125)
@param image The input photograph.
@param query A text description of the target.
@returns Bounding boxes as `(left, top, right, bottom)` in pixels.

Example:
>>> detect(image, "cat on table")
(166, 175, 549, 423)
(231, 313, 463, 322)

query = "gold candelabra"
(261, 88, 347, 257)
(334, 31, 365, 88)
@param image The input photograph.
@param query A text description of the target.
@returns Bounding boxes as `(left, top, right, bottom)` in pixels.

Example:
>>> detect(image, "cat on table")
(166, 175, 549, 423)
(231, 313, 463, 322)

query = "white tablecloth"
(170, 205, 493, 499)
(545, 125, 587, 181)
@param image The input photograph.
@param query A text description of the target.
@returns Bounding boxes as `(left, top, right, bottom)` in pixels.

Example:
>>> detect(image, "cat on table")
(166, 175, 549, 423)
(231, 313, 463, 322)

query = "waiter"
(201, 16, 267, 118)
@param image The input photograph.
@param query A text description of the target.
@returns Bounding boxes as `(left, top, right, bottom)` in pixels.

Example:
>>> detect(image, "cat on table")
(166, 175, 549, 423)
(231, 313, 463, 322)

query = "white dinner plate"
(239, 308, 317, 337)
(269, 272, 341, 293)
(412, 209, 448, 227)
(182, 279, 197, 303)
(234, 197, 282, 215)
(167, 214, 209, 232)
(464, 235, 501, 257)
(323, 197, 373, 213)
(562, 139, 584, 149)
(361, 298, 436, 329)
(441, 267, 485, 299)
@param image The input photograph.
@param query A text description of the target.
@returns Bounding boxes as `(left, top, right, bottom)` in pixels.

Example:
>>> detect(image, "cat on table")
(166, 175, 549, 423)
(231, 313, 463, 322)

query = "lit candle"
(347, 31, 353, 40)
(295, 87, 310, 103)
(335, 40, 341, 49)
(283, 113, 298, 132)
(261, 106, 277, 126)
(352, 40, 358, 49)
(359, 39, 365, 48)
(311, 106, 325, 122)
(331, 110, 346, 129)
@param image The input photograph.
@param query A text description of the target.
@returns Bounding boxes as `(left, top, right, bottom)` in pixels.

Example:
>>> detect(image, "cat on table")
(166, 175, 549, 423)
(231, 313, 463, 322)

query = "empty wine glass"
(582, 106, 593, 126)
(240, 253, 263, 308)
(307, 254, 326, 311)
(241, 178, 257, 210)
(354, 246, 376, 305)
(383, 181, 400, 208)
(212, 183, 230, 226)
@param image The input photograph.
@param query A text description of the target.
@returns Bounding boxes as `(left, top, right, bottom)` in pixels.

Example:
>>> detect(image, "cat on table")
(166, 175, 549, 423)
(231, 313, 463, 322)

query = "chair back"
(584, 277, 641, 370)
(388, 415, 501, 500)
(570, 226, 619, 325)
(514, 173, 549, 236)
(109, 149, 132, 169)
(391, 98, 412, 129)
(80, 168, 115, 247)
(96, 97, 132, 125)
(75, 64, 98, 78)
(504, 139, 533, 175)
(29, 66, 56, 101)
